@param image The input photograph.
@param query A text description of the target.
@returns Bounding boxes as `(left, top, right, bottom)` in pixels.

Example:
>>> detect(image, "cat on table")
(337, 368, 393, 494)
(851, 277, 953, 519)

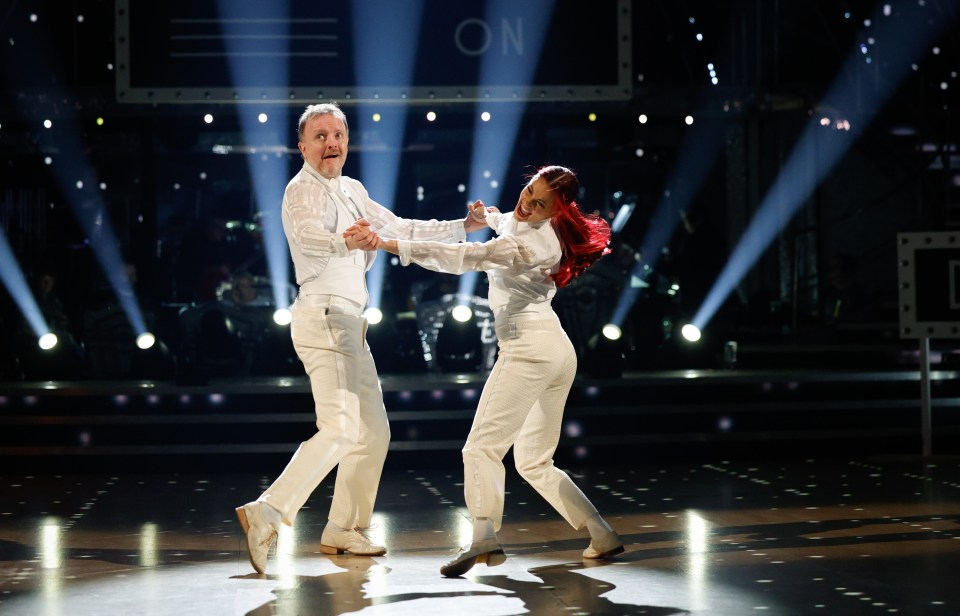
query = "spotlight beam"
(694, 1, 956, 330)
(0, 228, 50, 337)
(461, 0, 556, 300)
(609, 104, 725, 327)
(351, 0, 425, 312)
(216, 0, 292, 309)
(6, 12, 149, 336)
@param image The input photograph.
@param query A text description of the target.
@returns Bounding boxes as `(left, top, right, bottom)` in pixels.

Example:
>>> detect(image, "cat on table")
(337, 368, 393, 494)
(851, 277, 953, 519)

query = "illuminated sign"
(898, 232, 960, 338)
(116, 0, 632, 104)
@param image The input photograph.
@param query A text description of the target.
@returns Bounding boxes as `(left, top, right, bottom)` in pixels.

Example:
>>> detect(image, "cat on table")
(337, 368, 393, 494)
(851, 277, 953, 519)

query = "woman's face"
(513, 176, 559, 223)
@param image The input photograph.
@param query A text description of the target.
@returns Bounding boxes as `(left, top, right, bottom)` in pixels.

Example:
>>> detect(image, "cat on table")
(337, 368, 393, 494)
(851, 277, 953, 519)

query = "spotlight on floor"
(601, 323, 622, 341)
(38, 332, 58, 350)
(136, 332, 156, 350)
(451, 304, 473, 323)
(681, 324, 702, 343)
(363, 307, 383, 325)
(273, 308, 292, 326)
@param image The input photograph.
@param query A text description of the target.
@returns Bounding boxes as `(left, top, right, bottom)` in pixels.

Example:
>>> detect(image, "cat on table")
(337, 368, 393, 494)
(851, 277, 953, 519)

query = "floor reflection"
(1, 458, 960, 615)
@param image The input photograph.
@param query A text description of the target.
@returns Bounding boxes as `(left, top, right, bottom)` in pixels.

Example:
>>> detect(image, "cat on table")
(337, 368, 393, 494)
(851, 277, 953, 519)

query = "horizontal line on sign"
(171, 35, 338, 41)
(169, 52, 337, 58)
(171, 18, 338, 24)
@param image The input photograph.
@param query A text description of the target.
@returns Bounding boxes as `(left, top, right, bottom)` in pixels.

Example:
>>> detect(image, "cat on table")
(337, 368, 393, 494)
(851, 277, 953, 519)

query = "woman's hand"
(464, 200, 499, 233)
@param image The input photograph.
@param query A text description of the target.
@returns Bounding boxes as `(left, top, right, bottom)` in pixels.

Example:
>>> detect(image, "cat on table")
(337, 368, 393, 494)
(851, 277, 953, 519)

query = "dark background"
(2, 0, 959, 382)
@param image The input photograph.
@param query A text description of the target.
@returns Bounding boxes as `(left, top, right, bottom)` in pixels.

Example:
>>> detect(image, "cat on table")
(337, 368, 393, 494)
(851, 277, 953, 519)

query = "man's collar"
(302, 163, 340, 192)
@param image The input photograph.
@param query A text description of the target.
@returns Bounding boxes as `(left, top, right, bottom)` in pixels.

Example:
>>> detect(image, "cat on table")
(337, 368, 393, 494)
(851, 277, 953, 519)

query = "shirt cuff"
(397, 240, 412, 266)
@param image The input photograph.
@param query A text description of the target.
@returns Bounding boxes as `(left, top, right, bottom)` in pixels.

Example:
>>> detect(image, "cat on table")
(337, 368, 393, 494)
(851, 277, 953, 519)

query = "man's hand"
(343, 218, 381, 251)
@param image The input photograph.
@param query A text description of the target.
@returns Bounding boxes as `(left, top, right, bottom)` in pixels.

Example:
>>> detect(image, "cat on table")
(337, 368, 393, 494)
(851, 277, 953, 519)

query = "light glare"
(602, 324, 622, 341)
(273, 308, 292, 326)
(681, 324, 702, 342)
(363, 307, 383, 325)
(451, 305, 473, 322)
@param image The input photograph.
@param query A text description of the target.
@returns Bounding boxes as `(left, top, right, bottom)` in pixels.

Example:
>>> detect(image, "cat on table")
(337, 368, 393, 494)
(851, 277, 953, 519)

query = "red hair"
(533, 165, 611, 288)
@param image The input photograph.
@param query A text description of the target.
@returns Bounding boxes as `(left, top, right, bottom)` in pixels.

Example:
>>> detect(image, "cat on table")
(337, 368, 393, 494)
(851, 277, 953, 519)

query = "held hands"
(464, 200, 500, 233)
(343, 219, 381, 251)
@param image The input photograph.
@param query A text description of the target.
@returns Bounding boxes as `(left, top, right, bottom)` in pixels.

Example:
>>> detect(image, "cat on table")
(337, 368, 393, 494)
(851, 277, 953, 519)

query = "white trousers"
(463, 314, 599, 532)
(259, 296, 390, 528)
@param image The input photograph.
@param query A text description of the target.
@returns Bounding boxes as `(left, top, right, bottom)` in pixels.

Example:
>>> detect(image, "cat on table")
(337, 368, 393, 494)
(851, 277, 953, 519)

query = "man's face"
(298, 113, 348, 179)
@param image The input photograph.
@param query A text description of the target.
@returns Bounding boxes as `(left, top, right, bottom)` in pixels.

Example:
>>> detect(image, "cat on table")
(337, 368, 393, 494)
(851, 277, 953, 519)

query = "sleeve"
(487, 211, 509, 235)
(283, 182, 350, 258)
(396, 234, 540, 276)
(354, 182, 467, 243)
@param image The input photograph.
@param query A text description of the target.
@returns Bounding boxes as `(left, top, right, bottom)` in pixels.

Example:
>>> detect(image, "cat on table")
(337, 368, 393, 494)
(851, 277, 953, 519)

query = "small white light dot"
(76, 14, 84, 23)
(199, 172, 207, 180)
(480, 111, 491, 122)
(490, 180, 499, 189)
(29, 14, 38, 22)
(635, 148, 644, 157)
(426, 111, 436, 122)
(684, 115, 694, 125)
(43, 119, 52, 129)
(99, 182, 107, 190)
(44, 157, 52, 165)
(173, 183, 181, 190)
(457, 184, 465, 193)
(203, 114, 213, 124)
(638, 114, 648, 124)
(75, 180, 83, 189)
(257, 113, 268, 123)
(107, 63, 114, 71)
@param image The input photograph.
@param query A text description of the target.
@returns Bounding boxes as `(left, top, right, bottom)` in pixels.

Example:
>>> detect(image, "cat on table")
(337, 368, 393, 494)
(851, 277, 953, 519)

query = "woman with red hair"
(352, 164, 623, 577)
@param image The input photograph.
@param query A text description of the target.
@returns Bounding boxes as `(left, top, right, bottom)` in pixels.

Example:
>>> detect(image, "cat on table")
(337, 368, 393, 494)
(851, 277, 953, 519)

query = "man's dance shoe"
(235, 502, 278, 574)
(319, 523, 387, 556)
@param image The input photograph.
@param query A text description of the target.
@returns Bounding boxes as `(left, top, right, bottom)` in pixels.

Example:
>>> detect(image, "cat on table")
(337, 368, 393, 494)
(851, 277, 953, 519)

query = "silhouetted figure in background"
(821, 252, 870, 326)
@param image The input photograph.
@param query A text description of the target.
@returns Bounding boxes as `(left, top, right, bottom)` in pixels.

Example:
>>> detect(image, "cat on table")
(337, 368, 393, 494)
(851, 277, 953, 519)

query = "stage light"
(364, 307, 383, 325)
(588, 113, 597, 122)
(43, 119, 52, 129)
(38, 333, 58, 350)
(602, 324, 622, 341)
(96, 117, 104, 126)
(372, 113, 381, 122)
(203, 114, 213, 124)
(681, 324, 702, 343)
(684, 115, 694, 125)
(136, 332, 156, 350)
(44, 156, 51, 165)
(639, 114, 648, 124)
(451, 305, 472, 323)
(611, 202, 636, 234)
(426, 111, 437, 121)
(273, 309, 292, 326)
(481, 111, 491, 122)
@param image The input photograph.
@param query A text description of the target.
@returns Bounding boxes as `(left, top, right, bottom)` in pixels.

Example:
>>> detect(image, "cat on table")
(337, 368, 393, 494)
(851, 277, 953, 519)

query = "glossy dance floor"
(2, 457, 960, 615)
